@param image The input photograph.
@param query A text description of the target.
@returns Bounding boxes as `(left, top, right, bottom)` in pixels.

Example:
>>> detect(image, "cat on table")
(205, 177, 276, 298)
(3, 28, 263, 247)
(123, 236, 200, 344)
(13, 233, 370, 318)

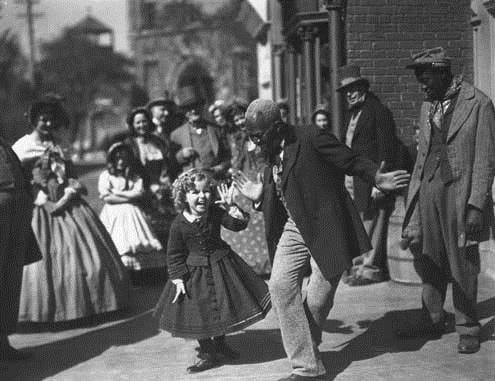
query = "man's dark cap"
(406, 47, 452, 69)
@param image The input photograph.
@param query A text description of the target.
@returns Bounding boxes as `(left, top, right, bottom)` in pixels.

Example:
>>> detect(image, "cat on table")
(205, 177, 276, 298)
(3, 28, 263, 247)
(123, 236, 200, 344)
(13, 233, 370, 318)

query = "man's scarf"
(428, 75, 463, 129)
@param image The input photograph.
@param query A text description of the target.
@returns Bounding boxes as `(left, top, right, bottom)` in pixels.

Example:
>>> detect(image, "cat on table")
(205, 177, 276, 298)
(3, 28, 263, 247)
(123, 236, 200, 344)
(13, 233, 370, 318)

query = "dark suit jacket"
(261, 125, 379, 280)
(343, 93, 397, 214)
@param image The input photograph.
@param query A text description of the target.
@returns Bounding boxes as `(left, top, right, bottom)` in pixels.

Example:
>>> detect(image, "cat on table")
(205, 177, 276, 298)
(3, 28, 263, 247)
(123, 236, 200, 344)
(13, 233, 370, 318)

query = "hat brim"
(405, 60, 452, 70)
(146, 99, 176, 110)
(179, 100, 205, 109)
(336, 77, 369, 92)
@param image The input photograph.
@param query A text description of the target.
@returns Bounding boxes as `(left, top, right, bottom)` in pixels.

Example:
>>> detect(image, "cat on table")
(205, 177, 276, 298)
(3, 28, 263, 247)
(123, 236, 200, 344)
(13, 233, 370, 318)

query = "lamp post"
(323, 0, 346, 139)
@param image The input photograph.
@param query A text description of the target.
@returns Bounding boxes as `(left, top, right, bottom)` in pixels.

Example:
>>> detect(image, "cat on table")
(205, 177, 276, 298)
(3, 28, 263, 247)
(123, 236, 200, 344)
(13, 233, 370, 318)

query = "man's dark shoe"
(0, 346, 33, 361)
(395, 315, 448, 338)
(186, 353, 219, 373)
(457, 335, 480, 354)
(277, 374, 326, 381)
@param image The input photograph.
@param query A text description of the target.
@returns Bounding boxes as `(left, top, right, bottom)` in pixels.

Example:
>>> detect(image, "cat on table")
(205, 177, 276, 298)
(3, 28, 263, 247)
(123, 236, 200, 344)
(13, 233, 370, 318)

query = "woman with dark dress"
(13, 96, 129, 323)
(221, 102, 270, 274)
(153, 169, 271, 373)
(124, 107, 176, 267)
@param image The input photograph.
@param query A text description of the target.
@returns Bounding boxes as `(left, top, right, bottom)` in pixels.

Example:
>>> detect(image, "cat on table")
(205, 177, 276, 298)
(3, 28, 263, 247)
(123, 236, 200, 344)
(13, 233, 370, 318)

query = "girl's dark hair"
(171, 168, 217, 212)
(106, 143, 140, 179)
(226, 102, 247, 125)
(311, 109, 331, 125)
(28, 94, 70, 129)
(126, 107, 153, 136)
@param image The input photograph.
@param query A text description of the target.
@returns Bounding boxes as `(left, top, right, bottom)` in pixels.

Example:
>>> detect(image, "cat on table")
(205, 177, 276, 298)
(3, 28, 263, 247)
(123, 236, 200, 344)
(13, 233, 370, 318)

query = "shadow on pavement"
(4, 311, 159, 381)
(225, 329, 286, 364)
(323, 319, 355, 335)
(321, 297, 495, 380)
(4, 285, 164, 381)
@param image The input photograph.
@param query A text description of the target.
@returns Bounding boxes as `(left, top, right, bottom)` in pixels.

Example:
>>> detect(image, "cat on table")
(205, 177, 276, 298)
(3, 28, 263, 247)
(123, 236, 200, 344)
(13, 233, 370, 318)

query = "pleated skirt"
(18, 200, 130, 322)
(153, 250, 271, 339)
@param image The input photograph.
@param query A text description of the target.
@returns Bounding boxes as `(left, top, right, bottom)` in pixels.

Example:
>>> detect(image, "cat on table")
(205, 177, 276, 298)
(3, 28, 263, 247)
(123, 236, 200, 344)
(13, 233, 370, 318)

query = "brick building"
(270, 0, 473, 143)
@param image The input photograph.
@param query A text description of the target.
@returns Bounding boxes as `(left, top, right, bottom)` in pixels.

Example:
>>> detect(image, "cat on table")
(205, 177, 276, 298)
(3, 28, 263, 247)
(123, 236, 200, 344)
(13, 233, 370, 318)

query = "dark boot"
(458, 335, 480, 354)
(214, 336, 240, 360)
(186, 352, 219, 373)
(187, 339, 219, 373)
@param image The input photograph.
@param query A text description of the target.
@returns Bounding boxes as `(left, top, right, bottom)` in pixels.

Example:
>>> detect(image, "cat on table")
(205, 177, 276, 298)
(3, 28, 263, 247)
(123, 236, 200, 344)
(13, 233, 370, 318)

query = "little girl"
(99, 143, 166, 271)
(153, 169, 271, 373)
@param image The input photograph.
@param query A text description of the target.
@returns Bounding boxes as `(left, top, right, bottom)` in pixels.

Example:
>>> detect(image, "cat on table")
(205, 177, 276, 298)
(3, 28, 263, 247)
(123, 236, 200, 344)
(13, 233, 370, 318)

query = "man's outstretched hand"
(232, 170, 263, 202)
(375, 161, 410, 192)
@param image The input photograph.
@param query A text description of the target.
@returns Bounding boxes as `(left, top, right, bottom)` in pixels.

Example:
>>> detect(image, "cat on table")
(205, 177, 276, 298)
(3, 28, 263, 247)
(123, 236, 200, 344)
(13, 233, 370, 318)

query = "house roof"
(70, 15, 113, 34)
(235, 1, 269, 44)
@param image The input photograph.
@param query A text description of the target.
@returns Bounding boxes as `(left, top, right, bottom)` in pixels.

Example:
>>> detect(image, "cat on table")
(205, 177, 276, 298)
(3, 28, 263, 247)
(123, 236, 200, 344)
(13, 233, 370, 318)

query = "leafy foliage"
(0, 29, 35, 142)
(38, 29, 134, 141)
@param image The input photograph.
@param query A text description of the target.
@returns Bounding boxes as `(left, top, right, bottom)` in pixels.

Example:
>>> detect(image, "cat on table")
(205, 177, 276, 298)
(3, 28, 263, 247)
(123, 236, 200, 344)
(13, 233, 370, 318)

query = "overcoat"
(342, 92, 397, 214)
(170, 121, 231, 176)
(402, 81, 495, 247)
(260, 124, 379, 280)
(0, 138, 40, 333)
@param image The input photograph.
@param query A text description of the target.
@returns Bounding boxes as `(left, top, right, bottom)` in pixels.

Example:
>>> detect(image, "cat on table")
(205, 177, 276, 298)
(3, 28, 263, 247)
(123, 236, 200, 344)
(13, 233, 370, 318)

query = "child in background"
(153, 169, 271, 373)
(99, 143, 166, 271)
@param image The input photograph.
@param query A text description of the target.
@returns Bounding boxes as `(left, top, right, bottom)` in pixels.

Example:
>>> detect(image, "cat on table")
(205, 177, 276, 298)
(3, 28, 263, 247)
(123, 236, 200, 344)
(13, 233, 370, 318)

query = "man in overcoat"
(170, 86, 231, 179)
(0, 135, 40, 360)
(337, 65, 398, 284)
(234, 99, 410, 380)
(400, 47, 495, 354)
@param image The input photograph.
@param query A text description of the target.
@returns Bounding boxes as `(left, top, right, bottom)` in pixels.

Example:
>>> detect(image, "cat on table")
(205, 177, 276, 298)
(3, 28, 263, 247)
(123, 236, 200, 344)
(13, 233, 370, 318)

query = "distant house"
(127, 0, 269, 105)
(69, 14, 130, 157)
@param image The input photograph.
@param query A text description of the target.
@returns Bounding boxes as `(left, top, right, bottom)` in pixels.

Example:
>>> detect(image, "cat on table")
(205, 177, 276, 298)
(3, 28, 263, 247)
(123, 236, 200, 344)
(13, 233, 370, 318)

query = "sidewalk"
(2, 269, 494, 381)
(2, 169, 494, 380)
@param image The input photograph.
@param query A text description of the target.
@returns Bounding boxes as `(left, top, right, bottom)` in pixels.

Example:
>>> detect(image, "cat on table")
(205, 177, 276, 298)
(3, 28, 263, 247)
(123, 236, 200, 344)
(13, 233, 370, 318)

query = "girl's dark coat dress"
(153, 206, 271, 339)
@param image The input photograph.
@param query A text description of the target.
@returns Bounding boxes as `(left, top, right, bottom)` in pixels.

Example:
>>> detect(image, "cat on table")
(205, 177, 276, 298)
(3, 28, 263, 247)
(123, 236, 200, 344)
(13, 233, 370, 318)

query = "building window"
(144, 61, 160, 98)
(142, 2, 156, 30)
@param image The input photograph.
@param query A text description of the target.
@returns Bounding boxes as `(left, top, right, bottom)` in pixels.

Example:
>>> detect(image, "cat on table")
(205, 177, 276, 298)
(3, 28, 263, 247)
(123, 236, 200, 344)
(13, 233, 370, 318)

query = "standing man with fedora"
(147, 96, 179, 180)
(400, 47, 495, 354)
(233, 99, 410, 380)
(337, 65, 399, 285)
(147, 97, 178, 142)
(171, 86, 231, 179)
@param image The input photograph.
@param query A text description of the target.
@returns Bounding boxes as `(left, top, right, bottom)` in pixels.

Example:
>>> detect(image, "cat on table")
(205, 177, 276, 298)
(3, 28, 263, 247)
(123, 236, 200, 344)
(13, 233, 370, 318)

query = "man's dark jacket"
(342, 92, 397, 214)
(260, 124, 379, 280)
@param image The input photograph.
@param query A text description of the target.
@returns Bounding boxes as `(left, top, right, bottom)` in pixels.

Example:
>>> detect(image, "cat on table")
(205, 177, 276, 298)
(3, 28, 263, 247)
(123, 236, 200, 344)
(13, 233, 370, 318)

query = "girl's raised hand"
(215, 182, 235, 207)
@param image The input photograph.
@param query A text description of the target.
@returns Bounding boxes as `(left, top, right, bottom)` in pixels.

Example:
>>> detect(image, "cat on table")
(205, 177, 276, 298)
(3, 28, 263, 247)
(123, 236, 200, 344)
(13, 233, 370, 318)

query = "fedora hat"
(406, 46, 452, 69)
(176, 86, 204, 109)
(336, 65, 369, 92)
(146, 97, 176, 111)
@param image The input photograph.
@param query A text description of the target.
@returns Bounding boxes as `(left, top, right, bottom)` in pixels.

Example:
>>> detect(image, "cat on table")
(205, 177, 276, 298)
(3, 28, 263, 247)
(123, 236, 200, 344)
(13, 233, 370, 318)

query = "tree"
(38, 29, 134, 142)
(0, 29, 36, 142)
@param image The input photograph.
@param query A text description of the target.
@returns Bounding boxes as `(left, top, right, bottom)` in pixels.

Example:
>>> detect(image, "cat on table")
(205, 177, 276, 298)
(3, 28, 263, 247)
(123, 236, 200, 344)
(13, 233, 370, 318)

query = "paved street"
(2, 268, 494, 380)
(1, 168, 494, 381)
